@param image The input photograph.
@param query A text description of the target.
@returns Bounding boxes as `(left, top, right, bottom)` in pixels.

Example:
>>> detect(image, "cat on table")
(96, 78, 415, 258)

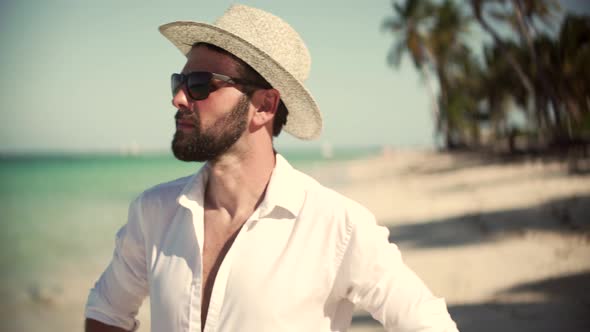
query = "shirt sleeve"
(335, 208, 459, 332)
(85, 195, 150, 331)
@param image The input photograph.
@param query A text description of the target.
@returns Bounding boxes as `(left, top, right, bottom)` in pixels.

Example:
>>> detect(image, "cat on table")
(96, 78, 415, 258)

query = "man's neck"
(204, 149, 276, 221)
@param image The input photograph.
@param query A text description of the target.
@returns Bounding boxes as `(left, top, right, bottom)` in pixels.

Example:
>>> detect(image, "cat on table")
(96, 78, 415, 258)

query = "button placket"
(185, 194, 206, 332)
(202, 215, 258, 332)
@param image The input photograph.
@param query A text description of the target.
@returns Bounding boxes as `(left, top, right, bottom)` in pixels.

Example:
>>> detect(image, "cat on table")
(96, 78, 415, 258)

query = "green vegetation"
(384, 0, 590, 153)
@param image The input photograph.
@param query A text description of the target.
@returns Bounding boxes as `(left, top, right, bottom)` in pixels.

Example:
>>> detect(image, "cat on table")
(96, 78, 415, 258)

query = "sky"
(0, 0, 588, 154)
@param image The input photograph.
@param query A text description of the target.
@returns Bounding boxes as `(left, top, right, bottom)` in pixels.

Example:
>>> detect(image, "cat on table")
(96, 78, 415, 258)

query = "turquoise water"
(0, 147, 379, 305)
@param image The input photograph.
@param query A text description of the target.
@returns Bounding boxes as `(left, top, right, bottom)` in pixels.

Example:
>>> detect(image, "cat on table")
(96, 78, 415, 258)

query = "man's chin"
(172, 135, 200, 162)
(172, 152, 201, 162)
(171, 139, 218, 162)
(171, 146, 203, 162)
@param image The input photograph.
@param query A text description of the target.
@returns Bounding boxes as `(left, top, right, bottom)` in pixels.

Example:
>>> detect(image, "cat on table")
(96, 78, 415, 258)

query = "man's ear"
(251, 88, 280, 126)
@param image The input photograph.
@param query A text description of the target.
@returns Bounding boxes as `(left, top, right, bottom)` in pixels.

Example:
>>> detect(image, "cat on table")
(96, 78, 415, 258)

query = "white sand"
(308, 150, 590, 332)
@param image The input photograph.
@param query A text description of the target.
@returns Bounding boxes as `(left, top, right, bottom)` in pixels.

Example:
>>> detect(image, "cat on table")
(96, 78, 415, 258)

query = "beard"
(171, 95, 250, 162)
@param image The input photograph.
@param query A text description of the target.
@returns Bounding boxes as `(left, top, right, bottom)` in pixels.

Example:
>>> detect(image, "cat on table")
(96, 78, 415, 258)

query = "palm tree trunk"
(475, 10, 535, 97)
(512, 0, 564, 140)
(472, 4, 544, 147)
(435, 64, 454, 149)
(420, 65, 440, 132)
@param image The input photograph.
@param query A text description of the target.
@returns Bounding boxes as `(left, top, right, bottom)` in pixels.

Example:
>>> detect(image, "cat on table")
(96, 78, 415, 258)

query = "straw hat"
(159, 4, 322, 140)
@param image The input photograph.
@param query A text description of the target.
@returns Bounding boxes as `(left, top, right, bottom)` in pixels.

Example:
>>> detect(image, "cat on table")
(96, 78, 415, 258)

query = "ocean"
(0, 147, 379, 331)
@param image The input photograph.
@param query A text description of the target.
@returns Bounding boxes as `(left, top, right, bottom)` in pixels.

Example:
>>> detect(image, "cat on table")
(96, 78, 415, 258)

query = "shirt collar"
(257, 153, 305, 219)
(177, 153, 305, 220)
(177, 162, 209, 213)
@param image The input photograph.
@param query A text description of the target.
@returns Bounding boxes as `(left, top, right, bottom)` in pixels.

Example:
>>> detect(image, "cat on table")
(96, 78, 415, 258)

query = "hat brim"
(159, 21, 322, 140)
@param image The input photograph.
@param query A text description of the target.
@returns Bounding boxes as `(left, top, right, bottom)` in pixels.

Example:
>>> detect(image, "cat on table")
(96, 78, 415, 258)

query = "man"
(85, 4, 458, 332)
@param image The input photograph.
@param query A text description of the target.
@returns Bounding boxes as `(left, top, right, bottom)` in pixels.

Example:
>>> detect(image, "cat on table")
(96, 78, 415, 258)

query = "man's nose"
(172, 86, 190, 111)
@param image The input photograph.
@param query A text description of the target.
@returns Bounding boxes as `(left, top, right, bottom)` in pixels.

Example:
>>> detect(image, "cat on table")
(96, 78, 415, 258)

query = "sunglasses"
(171, 71, 266, 101)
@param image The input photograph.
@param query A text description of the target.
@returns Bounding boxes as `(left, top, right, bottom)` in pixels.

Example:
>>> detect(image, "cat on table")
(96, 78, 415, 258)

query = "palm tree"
(470, 0, 562, 142)
(554, 14, 590, 139)
(382, 0, 440, 131)
(384, 0, 472, 149)
(470, 0, 534, 114)
(514, 0, 562, 135)
(482, 41, 531, 151)
(426, 0, 473, 148)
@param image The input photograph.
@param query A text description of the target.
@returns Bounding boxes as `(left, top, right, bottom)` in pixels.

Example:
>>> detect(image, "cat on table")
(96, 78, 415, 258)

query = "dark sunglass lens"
(187, 72, 213, 100)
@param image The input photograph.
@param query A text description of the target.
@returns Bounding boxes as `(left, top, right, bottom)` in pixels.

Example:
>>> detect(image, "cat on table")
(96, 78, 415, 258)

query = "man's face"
(171, 46, 251, 162)
(171, 94, 249, 162)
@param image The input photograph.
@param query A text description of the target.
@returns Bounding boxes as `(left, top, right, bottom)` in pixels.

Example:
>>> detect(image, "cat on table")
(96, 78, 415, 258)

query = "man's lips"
(176, 120, 195, 130)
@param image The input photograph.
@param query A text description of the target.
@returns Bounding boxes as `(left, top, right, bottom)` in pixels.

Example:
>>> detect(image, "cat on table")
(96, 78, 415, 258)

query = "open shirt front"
(85, 154, 458, 332)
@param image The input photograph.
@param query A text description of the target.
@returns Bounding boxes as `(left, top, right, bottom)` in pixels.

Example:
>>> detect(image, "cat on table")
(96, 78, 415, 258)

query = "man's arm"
(84, 195, 149, 331)
(85, 318, 130, 332)
(334, 208, 459, 331)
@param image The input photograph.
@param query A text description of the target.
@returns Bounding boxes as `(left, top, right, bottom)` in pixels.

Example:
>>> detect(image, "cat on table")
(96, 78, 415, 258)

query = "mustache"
(174, 109, 198, 122)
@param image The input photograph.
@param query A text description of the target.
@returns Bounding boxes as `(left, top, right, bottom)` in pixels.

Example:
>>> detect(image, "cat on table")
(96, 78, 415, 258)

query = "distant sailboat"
(321, 142, 333, 159)
(119, 141, 141, 156)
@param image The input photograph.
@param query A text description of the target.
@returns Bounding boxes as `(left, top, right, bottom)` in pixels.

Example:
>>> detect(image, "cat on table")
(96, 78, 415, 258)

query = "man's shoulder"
(121, 173, 196, 235)
(292, 167, 373, 221)
(287, 167, 377, 249)
(134, 173, 195, 207)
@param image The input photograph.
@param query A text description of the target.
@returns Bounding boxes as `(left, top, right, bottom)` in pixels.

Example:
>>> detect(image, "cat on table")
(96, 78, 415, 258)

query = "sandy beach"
(10, 149, 590, 331)
(313, 150, 590, 332)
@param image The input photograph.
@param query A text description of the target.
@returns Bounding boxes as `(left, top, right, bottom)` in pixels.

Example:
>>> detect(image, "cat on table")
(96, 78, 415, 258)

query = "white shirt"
(85, 154, 458, 332)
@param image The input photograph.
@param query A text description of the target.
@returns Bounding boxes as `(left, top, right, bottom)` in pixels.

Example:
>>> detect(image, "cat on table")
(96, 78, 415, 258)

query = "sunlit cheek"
(199, 90, 242, 113)
(193, 99, 223, 130)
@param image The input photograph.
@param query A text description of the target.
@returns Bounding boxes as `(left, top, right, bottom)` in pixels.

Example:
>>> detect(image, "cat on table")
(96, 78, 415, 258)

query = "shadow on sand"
(350, 193, 590, 331)
(407, 150, 590, 176)
(351, 271, 590, 331)
(386, 194, 590, 249)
